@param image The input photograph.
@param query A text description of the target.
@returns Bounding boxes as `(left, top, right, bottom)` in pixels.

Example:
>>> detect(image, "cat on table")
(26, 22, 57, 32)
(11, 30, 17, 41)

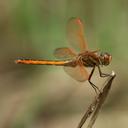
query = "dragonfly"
(15, 17, 112, 93)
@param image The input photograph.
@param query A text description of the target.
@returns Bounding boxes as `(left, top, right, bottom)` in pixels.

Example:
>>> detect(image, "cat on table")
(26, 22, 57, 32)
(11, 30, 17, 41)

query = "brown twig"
(77, 71, 116, 128)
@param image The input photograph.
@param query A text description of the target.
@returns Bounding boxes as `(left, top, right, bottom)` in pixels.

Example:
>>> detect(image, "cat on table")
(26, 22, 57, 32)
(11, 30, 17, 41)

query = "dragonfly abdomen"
(15, 59, 70, 66)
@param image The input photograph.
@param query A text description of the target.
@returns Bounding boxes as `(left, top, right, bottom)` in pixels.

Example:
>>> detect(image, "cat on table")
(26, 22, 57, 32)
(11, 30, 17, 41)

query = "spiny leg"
(97, 66, 111, 77)
(88, 66, 100, 94)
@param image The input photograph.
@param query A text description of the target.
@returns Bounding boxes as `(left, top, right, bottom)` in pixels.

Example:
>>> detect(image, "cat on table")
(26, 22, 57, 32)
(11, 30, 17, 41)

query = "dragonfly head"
(100, 52, 112, 66)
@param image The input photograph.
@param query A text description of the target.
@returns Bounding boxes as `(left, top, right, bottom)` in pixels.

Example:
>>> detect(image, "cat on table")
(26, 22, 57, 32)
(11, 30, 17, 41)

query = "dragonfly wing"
(54, 47, 76, 59)
(64, 65, 89, 82)
(67, 17, 88, 53)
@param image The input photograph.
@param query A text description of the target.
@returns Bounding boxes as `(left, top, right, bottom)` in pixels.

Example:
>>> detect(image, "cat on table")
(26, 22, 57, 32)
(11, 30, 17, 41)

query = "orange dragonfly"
(15, 17, 112, 93)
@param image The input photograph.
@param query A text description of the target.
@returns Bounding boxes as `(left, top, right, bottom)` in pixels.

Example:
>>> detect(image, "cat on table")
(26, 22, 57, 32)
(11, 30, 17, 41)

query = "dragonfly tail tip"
(15, 59, 21, 64)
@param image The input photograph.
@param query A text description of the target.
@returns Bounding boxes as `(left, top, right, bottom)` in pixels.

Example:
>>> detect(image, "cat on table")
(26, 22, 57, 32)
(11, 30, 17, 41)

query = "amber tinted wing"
(54, 47, 76, 59)
(67, 17, 88, 53)
(64, 65, 89, 82)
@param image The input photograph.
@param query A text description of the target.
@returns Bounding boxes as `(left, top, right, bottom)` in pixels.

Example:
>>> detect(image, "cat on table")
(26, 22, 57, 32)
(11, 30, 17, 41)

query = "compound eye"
(104, 54, 108, 58)
(100, 52, 105, 57)
(101, 52, 110, 57)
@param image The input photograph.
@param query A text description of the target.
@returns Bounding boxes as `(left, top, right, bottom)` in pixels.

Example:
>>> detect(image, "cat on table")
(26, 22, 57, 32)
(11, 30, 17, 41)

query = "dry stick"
(77, 71, 116, 128)
(87, 71, 116, 128)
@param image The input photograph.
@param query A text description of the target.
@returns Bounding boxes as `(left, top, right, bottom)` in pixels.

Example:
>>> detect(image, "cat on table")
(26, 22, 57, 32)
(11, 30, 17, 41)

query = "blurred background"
(0, 0, 128, 128)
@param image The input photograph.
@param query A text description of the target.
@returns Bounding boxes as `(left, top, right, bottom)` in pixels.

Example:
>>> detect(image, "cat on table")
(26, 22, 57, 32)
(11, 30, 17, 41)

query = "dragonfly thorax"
(78, 51, 112, 67)
(79, 51, 100, 67)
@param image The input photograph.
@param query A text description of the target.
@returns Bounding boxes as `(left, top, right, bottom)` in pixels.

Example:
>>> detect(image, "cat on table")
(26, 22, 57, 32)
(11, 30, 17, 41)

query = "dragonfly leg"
(88, 66, 100, 94)
(97, 66, 111, 77)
